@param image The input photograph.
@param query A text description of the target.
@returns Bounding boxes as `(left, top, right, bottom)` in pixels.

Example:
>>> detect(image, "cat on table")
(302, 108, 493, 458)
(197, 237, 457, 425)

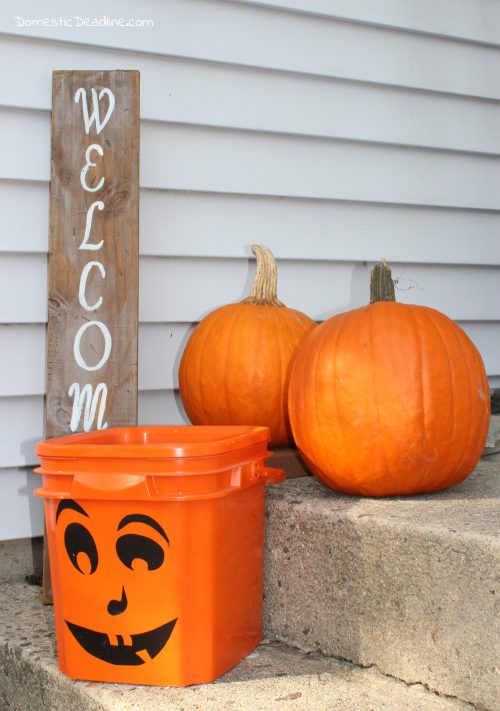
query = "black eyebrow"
(56, 499, 89, 523)
(117, 514, 169, 545)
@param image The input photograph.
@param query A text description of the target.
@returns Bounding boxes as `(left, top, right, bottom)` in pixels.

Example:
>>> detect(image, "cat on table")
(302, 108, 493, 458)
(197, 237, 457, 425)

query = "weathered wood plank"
(46, 69, 139, 438)
(44, 70, 140, 602)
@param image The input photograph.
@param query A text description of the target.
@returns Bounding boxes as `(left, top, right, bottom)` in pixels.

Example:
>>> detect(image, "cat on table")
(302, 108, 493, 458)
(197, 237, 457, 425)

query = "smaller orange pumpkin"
(288, 262, 490, 496)
(179, 245, 316, 446)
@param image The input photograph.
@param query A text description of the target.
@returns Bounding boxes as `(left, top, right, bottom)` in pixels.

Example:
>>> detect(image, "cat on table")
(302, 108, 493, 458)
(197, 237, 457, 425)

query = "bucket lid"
(36, 425, 271, 460)
(34, 426, 283, 501)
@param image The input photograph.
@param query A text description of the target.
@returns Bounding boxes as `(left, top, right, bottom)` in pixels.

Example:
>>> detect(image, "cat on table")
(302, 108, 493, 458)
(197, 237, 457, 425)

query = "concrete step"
(0, 583, 476, 711)
(485, 414, 500, 453)
(264, 457, 500, 711)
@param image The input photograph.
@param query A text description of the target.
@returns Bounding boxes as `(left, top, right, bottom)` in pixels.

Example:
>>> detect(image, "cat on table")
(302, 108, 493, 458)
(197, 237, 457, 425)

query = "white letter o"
(74, 320, 112, 372)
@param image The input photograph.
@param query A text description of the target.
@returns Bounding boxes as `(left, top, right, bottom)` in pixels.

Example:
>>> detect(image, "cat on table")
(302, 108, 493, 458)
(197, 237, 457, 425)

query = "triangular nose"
(107, 586, 127, 616)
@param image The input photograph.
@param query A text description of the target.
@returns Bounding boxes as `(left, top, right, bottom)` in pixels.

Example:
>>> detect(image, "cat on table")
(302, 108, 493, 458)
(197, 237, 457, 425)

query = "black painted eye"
(64, 523, 98, 575)
(116, 534, 164, 572)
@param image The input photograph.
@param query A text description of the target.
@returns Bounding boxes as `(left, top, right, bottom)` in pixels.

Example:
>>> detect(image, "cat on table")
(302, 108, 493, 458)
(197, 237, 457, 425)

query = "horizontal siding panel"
(139, 193, 500, 265)
(460, 323, 500, 377)
(0, 110, 50, 183)
(139, 323, 194, 391)
(0, 468, 44, 540)
(0, 322, 193, 395)
(2, 321, 498, 399)
(138, 126, 500, 209)
(3, 180, 500, 267)
(2, 38, 500, 155)
(0, 395, 45, 467)
(0, 324, 196, 395)
(2, 0, 500, 98)
(0, 254, 47, 322)
(0, 180, 49, 252)
(2, 110, 500, 210)
(139, 390, 188, 427)
(0, 393, 186, 468)
(3, 254, 500, 324)
(0, 325, 46, 396)
(232, 0, 500, 46)
(138, 259, 500, 323)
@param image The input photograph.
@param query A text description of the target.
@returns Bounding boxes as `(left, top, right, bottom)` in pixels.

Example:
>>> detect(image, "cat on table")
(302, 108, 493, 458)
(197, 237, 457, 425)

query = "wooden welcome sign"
(43, 70, 139, 602)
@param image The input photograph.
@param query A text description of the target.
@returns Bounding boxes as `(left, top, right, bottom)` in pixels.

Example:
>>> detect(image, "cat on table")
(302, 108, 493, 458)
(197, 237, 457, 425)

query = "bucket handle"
(70, 472, 153, 499)
(259, 466, 285, 484)
(54, 466, 285, 500)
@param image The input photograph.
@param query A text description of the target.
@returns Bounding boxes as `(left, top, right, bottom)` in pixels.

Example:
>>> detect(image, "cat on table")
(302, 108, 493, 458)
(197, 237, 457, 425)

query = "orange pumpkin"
(288, 262, 490, 496)
(179, 245, 316, 446)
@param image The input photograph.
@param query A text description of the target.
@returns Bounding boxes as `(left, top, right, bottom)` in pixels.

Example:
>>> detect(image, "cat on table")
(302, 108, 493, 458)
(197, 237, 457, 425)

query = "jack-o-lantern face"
(55, 499, 178, 666)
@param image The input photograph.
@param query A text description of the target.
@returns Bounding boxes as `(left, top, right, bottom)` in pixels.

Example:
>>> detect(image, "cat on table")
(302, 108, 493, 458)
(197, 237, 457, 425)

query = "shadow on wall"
(173, 391, 190, 425)
(169, 249, 264, 426)
(349, 261, 371, 311)
(19, 439, 45, 540)
(172, 324, 194, 425)
(19, 437, 44, 540)
(20, 437, 39, 469)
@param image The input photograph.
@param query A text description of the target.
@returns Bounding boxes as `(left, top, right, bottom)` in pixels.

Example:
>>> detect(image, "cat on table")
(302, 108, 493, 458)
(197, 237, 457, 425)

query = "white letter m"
(68, 382, 108, 432)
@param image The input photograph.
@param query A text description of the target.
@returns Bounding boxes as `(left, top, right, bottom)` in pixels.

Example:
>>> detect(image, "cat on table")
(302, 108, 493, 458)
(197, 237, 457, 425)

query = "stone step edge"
(0, 583, 477, 711)
(263, 462, 499, 710)
(266, 632, 485, 711)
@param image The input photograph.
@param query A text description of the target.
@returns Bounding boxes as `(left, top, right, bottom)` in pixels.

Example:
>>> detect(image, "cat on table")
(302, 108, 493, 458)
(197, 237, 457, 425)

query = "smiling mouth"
(66, 618, 178, 666)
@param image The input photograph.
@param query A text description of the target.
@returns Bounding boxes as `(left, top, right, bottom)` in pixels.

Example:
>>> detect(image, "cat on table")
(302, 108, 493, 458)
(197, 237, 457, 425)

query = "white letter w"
(74, 87, 115, 134)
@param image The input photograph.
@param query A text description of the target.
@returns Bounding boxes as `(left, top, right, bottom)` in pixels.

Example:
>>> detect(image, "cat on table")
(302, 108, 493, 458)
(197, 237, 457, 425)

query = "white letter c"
(79, 261, 105, 311)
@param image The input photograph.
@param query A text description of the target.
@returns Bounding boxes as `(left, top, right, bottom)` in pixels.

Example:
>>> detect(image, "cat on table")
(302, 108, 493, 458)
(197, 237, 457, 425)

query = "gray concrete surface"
(1, 419, 497, 709)
(264, 459, 500, 711)
(0, 583, 476, 711)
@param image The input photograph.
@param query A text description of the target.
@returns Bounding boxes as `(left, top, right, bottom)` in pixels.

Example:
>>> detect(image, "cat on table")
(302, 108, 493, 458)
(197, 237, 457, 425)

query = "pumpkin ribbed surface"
(179, 246, 315, 446)
(288, 300, 490, 496)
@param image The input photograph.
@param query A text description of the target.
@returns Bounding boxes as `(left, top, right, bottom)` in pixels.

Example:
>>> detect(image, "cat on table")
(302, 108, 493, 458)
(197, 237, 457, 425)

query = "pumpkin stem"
(241, 244, 285, 307)
(370, 260, 396, 303)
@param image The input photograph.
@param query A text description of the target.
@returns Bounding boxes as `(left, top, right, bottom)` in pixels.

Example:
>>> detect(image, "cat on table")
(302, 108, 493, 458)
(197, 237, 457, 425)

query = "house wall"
(0, 0, 499, 538)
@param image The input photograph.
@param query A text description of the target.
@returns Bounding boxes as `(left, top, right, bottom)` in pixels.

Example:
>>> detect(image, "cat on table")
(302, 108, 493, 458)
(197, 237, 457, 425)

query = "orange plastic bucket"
(34, 425, 284, 686)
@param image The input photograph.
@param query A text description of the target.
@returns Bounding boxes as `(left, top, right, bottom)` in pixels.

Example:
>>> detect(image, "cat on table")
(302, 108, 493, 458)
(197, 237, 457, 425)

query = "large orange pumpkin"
(288, 262, 490, 496)
(179, 245, 316, 446)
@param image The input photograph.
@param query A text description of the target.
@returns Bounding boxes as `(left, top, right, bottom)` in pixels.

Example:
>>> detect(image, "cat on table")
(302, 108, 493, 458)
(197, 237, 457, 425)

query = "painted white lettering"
(68, 382, 108, 432)
(74, 87, 115, 135)
(74, 320, 112, 372)
(79, 200, 104, 250)
(79, 261, 106, 311)
(80, 144, 105, 193)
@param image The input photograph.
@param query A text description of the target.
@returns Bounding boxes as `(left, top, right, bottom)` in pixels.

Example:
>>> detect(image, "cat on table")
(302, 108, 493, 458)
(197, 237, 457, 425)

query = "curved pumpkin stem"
(370, 260, 396, 303)
(241, 244, 285, 307)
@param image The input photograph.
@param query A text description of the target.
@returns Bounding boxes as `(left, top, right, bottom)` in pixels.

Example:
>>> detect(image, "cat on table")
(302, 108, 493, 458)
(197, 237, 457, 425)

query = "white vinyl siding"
(1, 318, 498, 398)
(226, 0, 500, 46)
(0, 0, 499, 538)
(3, 183, 500, 266)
